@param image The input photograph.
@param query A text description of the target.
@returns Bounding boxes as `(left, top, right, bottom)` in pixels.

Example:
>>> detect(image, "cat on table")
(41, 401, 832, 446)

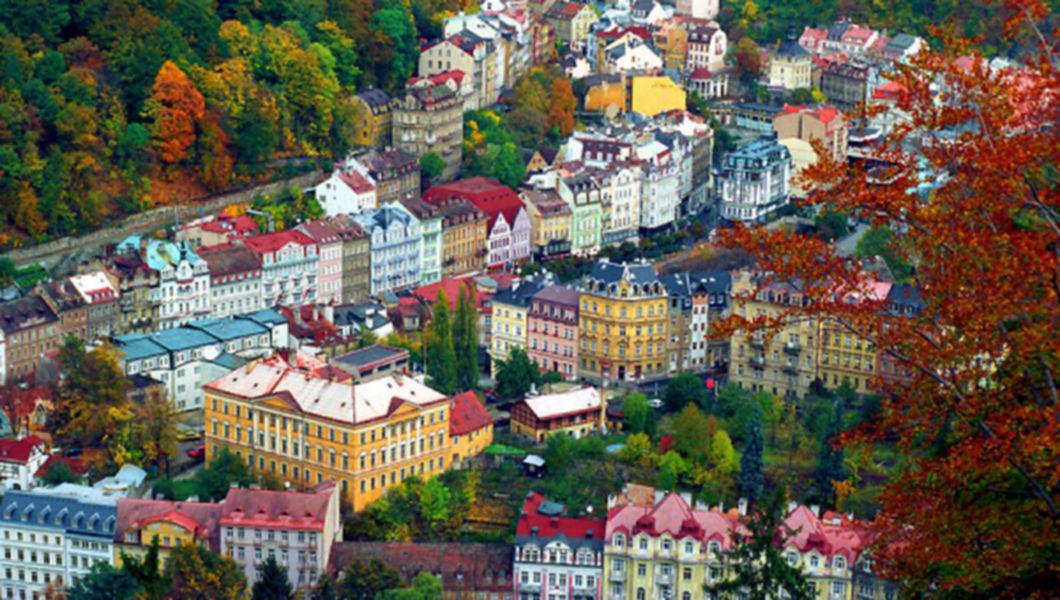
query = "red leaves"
(717, 8, 1060, 595)
(150, 60, 205, 165)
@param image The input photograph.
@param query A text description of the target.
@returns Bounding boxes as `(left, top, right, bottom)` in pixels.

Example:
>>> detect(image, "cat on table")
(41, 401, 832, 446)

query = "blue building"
(351, 203, 422, 297)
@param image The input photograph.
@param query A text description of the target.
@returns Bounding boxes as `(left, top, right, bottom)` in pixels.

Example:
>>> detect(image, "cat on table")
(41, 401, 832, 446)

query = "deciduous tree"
(547, 76, 576, 137)
(339, 558, 402, 600)
(621, 392, 655, 437)
(147, 60, 205, 165)
(163, 544, 246, 600)
(252, 556, 292, 600)
(716, 4, 1059, 592)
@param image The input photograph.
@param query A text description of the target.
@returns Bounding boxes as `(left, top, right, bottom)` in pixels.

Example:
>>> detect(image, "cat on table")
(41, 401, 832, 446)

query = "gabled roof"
(220, 484, 335, 531)
(0, 295, 58, 334)
(243, 230, 316, 255)
(587, 260, 659, 286)
(423, 177, 526, 231)
(449, 391, 493, 436)
(0, 435, 45, 464)
(297, 220, 343, 246)
(197, 244, 262, 277)
(358, 89, 392, 108)
(606, 491, 741, 545)
(516, 492, 604, 544)
(116, 498, 223, 548)
(334, 168, 376, 195)
(520, 387, 600, 420)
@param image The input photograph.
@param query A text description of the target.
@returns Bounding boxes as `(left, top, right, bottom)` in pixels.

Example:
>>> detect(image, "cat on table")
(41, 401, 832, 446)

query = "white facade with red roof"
(315, 165, 377, 217)
(514, 492, 605, 600)
(423, 178, 532, 268)
(0, 435, 47, 491)
(243, 231, 319, 307)
(219, 483, 341, 589)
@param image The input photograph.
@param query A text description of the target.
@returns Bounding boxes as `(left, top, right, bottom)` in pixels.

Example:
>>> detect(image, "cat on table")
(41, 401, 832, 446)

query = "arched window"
(682, 593, 691, 600)
(637, 589, 646, 600)
(613, 534, 625, 547)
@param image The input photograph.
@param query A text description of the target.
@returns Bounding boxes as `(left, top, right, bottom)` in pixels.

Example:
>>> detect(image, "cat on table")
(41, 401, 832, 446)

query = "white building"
(0, 436, 47, 492)
(513, 492, 604, 600)
(111, 310, 289, 411)
(197, 244, 264, 319)
(686, 22, 727, 73)
(315, 165, 377, 217)
(675, 0, 719, 20)
(0, 484, 120, 598)
(603, 38, 663, 75)
(597, 164, 642, 246)
(143, 241, 211, 330)
(351, 204, 423, 296)
(243, 231, 319, 307)
(220, 483, 342, 590)
(716, 137, 792, 223)
(639, 161, 681, 231)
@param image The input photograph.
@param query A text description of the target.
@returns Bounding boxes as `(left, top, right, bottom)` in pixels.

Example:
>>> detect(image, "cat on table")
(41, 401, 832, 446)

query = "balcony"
(750, 356, 767, 368)
(609, 570, 626, 582)
(782, 363, 799, 374)
(656, 572, 674, 586)
(749, 337, 766, 350)
(783, 341, 802, 354)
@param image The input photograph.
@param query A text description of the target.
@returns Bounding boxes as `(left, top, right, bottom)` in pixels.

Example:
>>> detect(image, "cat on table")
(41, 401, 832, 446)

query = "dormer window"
(834, 556, 846, 570)
(708, 541, 721, 555)
(786, 551, 798, 566)
(613, 534, 625, 548)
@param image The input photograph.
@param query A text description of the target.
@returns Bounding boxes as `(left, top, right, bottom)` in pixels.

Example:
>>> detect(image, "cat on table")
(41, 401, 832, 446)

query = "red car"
(186, 444, 206, 461)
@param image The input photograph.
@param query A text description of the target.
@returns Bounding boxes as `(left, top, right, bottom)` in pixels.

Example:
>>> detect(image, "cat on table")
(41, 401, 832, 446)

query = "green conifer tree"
(453, 286, 479, 391)
(739, 403, 765, 504)
(427, 289, 458, 394)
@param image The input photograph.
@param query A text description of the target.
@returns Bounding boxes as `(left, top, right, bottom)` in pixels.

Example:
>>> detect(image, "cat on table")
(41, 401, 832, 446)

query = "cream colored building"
(489, 277, 548, 373)
(769, 34, 813, 90)
(520, 187, 573, 257)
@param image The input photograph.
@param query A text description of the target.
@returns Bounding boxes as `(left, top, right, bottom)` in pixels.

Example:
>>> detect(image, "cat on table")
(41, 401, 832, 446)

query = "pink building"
(526, 284, 579, 380)
(297, 220, 344, 305)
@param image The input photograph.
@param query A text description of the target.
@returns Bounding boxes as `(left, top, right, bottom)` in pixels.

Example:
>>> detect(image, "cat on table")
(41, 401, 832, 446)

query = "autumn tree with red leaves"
(716, 1, 1058, 596)
(148, 60, 205, 166)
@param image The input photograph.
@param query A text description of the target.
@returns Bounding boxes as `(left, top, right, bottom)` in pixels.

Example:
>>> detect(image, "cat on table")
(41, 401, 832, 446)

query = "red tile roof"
(35, 455, 85, 479)
(423, 177, 526, 231)
(297, 220, 342, 246)
(329, 542, 512, 592)
(780, 103, 842, 126)
(220, 484, 335, 531)
(336, 168, 376, 194)
(449, 391, 492, 436)
(689, 67, 713, 79)
(115, 499, 224, 551)
(0, 435, 45, 464)
(243, 230, 316, 255)
(516, 492, 604, 539)
(606, 492, 741, 546)
(781, 504, 866, 563)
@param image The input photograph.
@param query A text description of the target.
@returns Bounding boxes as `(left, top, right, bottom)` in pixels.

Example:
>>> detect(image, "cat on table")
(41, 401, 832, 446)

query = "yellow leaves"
(833, 479, 855, 512)
(219, 20, 253, 58)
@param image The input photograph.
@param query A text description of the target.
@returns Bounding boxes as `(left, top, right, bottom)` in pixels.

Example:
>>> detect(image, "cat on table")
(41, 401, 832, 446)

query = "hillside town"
(0, 0, 1054, 599)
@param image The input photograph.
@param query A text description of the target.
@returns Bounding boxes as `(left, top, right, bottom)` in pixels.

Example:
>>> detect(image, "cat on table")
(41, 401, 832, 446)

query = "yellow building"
(448, 391, 494, 468)
(438, 200, 488, 277)
(114, 499, 222, 567)
(352, 90, 394, 149)
(815, 281, 891, 393)
(520, 187, 573, 258)
(653, 18, 689, 70)
(489, 277, 549, 373)
(631, 76, 686, 117)
(578, 261, 669, 385)
(584, 75, 628, 114)
(203, 355, 468, 512)
(727, 271, 818, 400)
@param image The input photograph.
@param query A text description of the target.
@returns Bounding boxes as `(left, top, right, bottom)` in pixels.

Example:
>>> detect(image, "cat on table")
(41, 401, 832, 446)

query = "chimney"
(737, 498, 748, 516)
(810, 504, 820, 517)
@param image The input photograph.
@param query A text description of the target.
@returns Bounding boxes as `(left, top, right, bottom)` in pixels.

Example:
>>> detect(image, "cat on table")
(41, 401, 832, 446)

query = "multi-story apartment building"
(675, 0, 719, 20)
(36, 280, 88, 343)
(351, 89, 395, 149)
(527, 284, 580, 380)
(604, 492, 738, 600)
(356, 150, 421, 206)
(424, 178, 531, 268)
(112, 310, 288, 411)
(67, 271, 120, 339)
(438, 200, 488, 277)
(220, 483, 341, 589)
(177, 213, 259, 249)
(108, 249, 160, 334)
(113, 498, 222, 566)
(689, 272, 731, 373)
(769, 31, 813, 90)
(820, 61, 870, 112)
(146, 240, 211, 330)
(351, 204, 423, 297)
(773, 104, 850, 163)
(597, 165, 641, 247)
(329, 216, 372, 304)
(816, 282, 891, 394)
(393, 80, 463, 181)
(398, 196, 443, 286)
(727, 271, 818, 400)
(510, 387, 605, 442)
(520, 187, 573, 259)
(490, 276, 549, 373)
(545, 2, 598, 49)
(0, 295, 61, 384)
(660, 273, 695, 375)
(297, 221, 344, 305)
(203, 355, 463, 511)
(0, 436, 48, 492)
(638, 161, 681, 232)
(716, 137, 792, 224)
(0, 485, 119, 598)
(419, 33, 498, 110)
(513, 492, 605, 600)
(197, 243, 264, 319)
(685, 21, 726, 73)
(877, 282, 923, 389)
(243, 231, 319, 307)
(561, 173, 603, 256)
(578, 261, 669, 385)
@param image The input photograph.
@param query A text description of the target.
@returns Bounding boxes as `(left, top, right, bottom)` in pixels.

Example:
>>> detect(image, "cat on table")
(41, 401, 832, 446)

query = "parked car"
(186, 444, 206, 461)
(176, 427, 203, 442)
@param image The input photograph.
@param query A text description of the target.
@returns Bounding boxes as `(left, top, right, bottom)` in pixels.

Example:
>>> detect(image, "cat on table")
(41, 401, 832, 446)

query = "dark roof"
(690, 271, 731, 295)
(197, 244, 262, 277)
(0, 295, 58, 334)
(827, 21, 852, 41)
(885, 33, 919, 52)
(886, 282, 924, 315)
(777, 37, 811, 58)
(587, 260, 658, 286)
(330, 542, 513, 592)
(332, 345, 409, 372)
(493, 276, 549, 308)
(0, 489, 116, 538)
(532, 284, 580, 306)
(436, 199, 486, 226)
(358, 89, 392, 108)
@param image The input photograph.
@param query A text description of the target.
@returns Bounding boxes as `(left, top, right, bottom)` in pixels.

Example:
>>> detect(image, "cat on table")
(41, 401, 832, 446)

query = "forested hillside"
(0, 0, 466, 249)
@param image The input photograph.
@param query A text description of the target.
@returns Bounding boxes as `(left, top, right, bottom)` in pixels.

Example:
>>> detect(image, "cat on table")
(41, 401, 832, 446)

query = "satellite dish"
(201, 345, 221, 361)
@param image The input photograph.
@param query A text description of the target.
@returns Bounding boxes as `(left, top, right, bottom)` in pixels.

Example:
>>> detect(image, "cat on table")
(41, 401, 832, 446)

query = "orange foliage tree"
(716, 2, 1058, 596)
(149, 60, 205, 165)
(547, 76, 577, 137)
(198, 110, 234, 192)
